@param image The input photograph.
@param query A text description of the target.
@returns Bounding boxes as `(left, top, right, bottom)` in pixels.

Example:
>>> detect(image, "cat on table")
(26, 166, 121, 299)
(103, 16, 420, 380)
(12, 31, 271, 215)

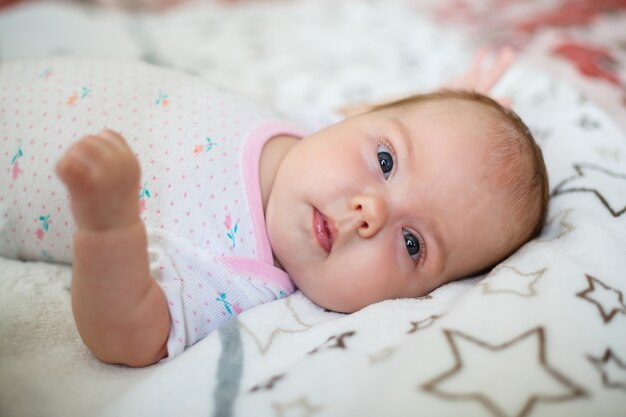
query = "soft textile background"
(1, 1, 625, 417)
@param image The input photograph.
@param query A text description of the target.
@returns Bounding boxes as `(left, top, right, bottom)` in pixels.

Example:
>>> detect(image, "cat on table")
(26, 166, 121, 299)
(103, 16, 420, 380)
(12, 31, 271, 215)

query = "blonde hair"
(373, 89, 549, 255)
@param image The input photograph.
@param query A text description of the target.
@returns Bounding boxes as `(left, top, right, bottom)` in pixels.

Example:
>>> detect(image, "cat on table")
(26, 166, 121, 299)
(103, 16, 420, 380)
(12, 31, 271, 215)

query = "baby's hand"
(444, 47, 516, 107)
(339, 47, 516, 118)
(56, 130, 142, 231)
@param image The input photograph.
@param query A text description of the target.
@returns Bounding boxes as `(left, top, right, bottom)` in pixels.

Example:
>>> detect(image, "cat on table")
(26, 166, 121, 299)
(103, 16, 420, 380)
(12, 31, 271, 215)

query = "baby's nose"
(350, 193, 389, 239)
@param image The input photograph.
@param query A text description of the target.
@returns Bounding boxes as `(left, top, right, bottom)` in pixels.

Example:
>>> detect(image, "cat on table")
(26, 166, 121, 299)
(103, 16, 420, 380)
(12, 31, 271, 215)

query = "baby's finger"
(462, 48, 488, 85)
(71, 135, 111, 163)
(98, 129, 134, 155)
(476, 47, 516, 93)
(98, 129, 129, 147)
(56, 150, 91, 181)
(469, 48, 488, 72)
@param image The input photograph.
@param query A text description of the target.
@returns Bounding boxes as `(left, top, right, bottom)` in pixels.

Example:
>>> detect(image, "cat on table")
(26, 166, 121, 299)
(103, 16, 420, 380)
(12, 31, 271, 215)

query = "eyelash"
(379, 137, 396, 157)
(376, 138, 427, 265)
(377, 137, 397, 180)
(403, 228, 427, 264)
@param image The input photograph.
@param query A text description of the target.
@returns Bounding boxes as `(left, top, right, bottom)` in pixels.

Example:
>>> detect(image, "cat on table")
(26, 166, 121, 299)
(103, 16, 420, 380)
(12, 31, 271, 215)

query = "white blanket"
(1, 1, 625, 416)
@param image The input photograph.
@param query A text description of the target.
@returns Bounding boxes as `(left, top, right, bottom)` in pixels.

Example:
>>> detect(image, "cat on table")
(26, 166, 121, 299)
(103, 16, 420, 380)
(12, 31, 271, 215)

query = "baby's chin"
(308, 294, 360, 314)
(288, 275, 371, 314)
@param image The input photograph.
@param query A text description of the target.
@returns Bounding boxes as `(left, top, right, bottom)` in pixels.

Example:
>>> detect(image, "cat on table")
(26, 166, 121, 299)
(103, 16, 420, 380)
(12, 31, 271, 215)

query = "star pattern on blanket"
(249, 374, 285, 393)
(408, 315, 441, 334)
(481, 266, 547, 297)
(368, 315, 443, 365)
(369, 347, 396, 365)
(240, 297, 314, 355)
(588, 349, 626, 391)
(551, 163, 626, 217)
(595, 145, 622, 164)
(528, 125, 552, 143)
(577, 114, 601, 130)
(272, 397, 322, 417)
(308, 331, 355, 355)
(537, 209, 574, 242)
(421, 327, 586, 417)
(576, 274, 626, 324)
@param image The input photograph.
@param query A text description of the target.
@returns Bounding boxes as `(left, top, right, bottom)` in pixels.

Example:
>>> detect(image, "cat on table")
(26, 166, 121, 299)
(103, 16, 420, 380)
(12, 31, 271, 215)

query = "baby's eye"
(402, 229, 421, 261)
(377, 144, 394, 179)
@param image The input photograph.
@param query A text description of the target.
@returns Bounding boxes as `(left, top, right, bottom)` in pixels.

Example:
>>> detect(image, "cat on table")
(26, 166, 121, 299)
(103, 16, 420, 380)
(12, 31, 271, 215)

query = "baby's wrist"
(73, 219, 148, 265)
(71, 200, 142, 232)
(74, 215, 145, 236)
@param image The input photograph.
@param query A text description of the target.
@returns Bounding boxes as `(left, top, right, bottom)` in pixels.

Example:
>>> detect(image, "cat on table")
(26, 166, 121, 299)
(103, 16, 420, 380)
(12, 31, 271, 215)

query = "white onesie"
(0, 58, 302, 359)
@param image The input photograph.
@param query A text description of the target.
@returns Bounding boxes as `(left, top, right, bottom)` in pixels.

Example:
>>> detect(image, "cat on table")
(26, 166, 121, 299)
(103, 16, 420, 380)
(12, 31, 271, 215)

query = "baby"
(0, 50, 548, 367)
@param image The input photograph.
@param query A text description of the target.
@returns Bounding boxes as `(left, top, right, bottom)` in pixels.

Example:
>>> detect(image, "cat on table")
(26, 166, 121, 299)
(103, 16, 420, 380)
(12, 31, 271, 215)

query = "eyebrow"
(389, 117, 448, 276)
(389, 117, 415, 164)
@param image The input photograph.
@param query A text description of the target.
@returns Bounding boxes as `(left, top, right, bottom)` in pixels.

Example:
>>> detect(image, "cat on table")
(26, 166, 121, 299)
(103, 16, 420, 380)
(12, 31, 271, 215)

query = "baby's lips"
(313, 208, 337, 253)
(325, 215, 338, 250)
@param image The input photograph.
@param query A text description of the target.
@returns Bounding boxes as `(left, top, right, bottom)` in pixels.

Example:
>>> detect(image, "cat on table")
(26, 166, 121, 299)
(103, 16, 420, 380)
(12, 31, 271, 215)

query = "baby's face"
(265, 100, 515, 313)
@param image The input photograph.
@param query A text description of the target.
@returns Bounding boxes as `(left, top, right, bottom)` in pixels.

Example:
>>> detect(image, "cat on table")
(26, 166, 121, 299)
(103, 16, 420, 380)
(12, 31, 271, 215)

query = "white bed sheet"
(1, 1, 625, 417)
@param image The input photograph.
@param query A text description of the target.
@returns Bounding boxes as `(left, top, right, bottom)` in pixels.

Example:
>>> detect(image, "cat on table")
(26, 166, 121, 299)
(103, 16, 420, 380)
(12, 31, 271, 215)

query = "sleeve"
(146, 229, 278, 360)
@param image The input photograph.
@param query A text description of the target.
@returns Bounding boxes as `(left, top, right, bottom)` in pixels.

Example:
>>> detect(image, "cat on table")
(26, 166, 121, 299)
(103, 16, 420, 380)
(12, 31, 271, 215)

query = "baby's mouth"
(313, 207, 335, 254)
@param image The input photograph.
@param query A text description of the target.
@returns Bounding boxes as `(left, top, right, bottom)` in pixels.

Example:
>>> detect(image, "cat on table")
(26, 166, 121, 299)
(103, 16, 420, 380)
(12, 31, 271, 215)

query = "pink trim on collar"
(220, 256, 295, 293)
(228, 121, 304, 292)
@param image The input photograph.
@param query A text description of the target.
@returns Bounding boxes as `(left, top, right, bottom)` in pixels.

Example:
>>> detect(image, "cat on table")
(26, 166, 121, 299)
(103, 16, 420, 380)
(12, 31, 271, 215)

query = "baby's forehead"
(403, 96, 504, 122)
(412, 98, 518, 151)
(390, 98, 508, 146)
(401, 97, 529, 183)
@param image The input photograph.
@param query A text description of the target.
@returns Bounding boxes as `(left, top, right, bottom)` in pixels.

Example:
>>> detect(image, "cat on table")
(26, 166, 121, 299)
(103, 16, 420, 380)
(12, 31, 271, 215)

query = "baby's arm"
(56, 130, 169, 367)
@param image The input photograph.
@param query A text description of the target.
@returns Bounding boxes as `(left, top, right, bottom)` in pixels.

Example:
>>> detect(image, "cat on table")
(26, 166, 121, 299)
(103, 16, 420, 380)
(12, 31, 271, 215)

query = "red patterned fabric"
(418, 0, 626, 132)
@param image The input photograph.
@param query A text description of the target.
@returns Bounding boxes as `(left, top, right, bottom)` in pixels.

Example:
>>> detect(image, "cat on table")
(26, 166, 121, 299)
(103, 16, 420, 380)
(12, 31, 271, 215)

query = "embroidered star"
(249, 374, 285, 393)
(551, 163, 626, 217)
(408, 315, 441, 334)
(588, 349, 626, 391)
(240, 296, 320, 355)
(576, 274, 626, 323)
(528, 125, 552, 143)
(368, 347, 396, 365)
(308, 331, 355, 355)
(482, 266, 547, 297)
(537, 209, 574, 242)
(595, 146, 622, 163)
(421, 327, 586, 417)
(272, 397, 322, 417)
(577, 114, 601, 130)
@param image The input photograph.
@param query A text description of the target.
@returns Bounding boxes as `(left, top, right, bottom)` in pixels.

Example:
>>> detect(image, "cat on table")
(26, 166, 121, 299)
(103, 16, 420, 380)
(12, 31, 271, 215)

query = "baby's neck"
(259, 135, 299, 211)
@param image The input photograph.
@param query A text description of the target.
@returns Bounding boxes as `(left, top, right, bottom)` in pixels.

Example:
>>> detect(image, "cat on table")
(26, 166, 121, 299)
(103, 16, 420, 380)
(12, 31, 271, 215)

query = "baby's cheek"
(339, 252, 394, 302)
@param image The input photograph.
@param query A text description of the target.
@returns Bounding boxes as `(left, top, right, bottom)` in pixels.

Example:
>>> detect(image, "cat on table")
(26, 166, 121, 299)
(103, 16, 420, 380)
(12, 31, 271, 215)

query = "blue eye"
(377, 144, 394, 179)
(402, 229, 421, 261)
